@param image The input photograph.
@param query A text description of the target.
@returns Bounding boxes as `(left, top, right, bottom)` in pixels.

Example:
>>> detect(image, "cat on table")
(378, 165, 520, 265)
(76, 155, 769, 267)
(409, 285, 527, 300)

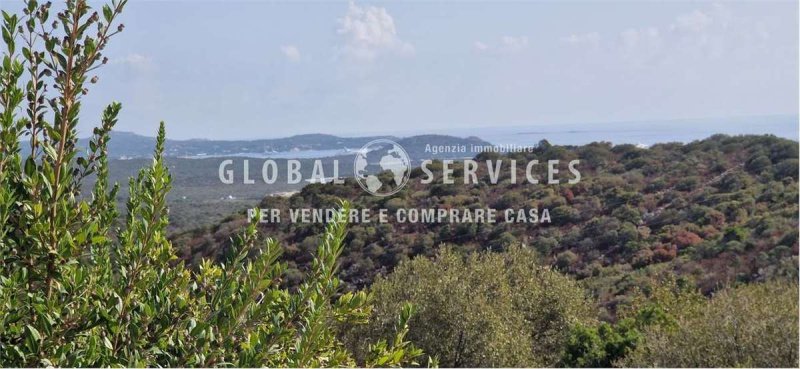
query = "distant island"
(75, 131, 491, 161)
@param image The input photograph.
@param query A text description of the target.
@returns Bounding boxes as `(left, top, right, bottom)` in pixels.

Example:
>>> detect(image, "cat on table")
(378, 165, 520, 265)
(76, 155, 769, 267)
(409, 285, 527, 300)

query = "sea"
(433, 115, 799, 148)
(185, 115, 798, 159)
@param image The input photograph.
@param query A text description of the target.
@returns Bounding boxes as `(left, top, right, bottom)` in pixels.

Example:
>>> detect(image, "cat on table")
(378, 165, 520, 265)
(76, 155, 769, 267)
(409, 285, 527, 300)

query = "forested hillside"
(4, 0, 797, 367)
(87, 135, 490, 232)
(175, 134, 799, 313)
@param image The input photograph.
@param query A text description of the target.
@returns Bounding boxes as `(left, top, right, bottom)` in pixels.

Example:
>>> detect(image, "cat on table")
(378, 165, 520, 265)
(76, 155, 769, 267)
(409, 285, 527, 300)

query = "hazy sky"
(23, 0, 798, 139)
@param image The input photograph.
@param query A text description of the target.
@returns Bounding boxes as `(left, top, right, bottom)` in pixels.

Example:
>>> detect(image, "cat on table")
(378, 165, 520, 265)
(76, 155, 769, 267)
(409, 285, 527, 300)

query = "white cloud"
(280, 45, 301, 61)
(618, 27, 663, 66)
(473, 36, 529, 54)
(612, 3, 773, 67)
(500, 35, 529, 52)
(671, 10, 713, 33)
(621, 27, 660, 49)
(337, 1, 414, 62)
(562, 32, 601, 47)
(112, 53, 155, 72)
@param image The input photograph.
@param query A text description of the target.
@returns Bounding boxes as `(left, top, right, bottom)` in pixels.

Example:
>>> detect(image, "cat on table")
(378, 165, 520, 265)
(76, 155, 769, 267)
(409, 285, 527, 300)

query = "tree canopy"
(0, 1, 425, 366)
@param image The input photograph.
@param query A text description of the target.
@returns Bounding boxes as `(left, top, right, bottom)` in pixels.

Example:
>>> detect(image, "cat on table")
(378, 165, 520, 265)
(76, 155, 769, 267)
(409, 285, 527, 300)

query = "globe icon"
(353, 139, 411, 196)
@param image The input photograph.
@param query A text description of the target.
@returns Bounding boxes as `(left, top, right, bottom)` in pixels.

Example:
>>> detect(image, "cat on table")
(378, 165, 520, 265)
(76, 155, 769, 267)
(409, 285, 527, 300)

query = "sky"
(9, 0, 797, 140)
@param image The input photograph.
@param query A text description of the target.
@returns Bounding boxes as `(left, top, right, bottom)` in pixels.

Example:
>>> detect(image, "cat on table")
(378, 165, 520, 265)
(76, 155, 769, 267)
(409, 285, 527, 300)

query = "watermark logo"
(354, 139, 411, 196)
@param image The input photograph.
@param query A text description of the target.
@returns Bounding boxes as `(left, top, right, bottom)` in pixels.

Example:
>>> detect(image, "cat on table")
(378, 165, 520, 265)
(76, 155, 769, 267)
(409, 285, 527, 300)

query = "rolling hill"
(172, 134, 799, 316)
(85, 132, 492, 231)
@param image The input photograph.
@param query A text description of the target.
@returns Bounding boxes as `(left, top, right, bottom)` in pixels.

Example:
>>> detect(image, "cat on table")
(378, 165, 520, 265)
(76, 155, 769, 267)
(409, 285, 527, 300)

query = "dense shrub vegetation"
(347, 246, 594, 367)
(175, 116, 800, 368)
(2, 0, 797, 367)
(0, 1, 423, 366)
(619, 280, 798, 367)
(182, 134, 799, 311)
(561, 277, 798, 367)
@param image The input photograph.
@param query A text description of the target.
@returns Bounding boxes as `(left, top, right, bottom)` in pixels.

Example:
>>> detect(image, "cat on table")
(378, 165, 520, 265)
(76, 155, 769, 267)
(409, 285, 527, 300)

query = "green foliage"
(560, 322, 640, 368)
(564, 277, 681, 367)
(620, 280, 799, 367)
(183, 132, 799, 310)
(563, 277, 799, 367)
(0, 1, 424, 366)
(346, 246, 595, 367)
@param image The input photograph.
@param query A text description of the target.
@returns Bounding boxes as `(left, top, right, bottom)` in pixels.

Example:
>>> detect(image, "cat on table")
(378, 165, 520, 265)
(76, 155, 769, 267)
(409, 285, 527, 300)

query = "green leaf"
(103, 336, 113, 350)
(25, 325, 41, 341)
(103, 5, 113, 22)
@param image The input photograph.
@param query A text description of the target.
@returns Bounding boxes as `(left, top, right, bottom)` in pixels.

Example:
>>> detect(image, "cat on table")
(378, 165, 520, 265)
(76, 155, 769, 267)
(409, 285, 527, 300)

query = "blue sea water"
(187, 115, 797, 159)
(441, 115, 799, 147)
(184, 148, 359, 159)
